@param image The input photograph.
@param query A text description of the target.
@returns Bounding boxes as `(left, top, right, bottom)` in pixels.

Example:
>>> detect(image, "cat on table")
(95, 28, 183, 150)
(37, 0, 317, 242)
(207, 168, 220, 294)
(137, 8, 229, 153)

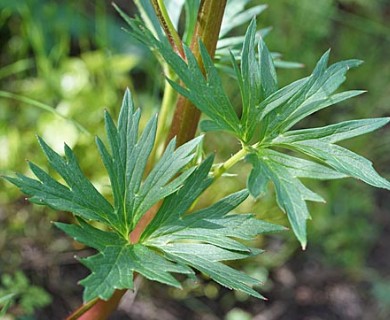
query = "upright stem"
(149, 68, 178, 166)
(166, 0, 227, 147)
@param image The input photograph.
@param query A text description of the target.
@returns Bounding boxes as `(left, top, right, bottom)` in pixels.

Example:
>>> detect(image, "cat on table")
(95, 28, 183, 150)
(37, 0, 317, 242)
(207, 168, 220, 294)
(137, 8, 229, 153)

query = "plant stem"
(65, 290, 126, 320)
(166, 0, 228, 147)
(149, 67, 178, 166)
(151, 0, 185, 58)
(212, 146, 250, 179)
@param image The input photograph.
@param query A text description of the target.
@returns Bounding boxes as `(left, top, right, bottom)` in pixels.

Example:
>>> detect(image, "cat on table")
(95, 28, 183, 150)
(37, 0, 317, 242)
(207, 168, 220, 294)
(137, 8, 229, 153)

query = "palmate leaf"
(4, 89, 208, 300)
(5, 87, 285, 301)
(143, 164, 285, 299)
(244, 53, 389, 246)
(97, 89, 201, 233)
(118, 8, 390, 248)
(6, 89, 200, 236)
(233, 20, 389, 246)
(248, 151, 331, 248)
(142, 155, 284, 299)
(5, 144, 116, 227)
(258, 51, 365, 141)
(80, 244, 192, 302)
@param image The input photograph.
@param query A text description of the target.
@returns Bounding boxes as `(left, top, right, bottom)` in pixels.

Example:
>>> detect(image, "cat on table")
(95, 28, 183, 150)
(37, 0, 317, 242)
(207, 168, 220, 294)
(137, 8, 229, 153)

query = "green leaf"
(95, 89, 202, 231)
(55, 219, 126, 251)
(220, 1, 267, 38)
(144, 189, 284, 297)
(162, 243, 265, 299)
(118, 14, 242, 137)
(280, 90, 366, 133)
(274, 118, 390, 144)
(132, 136, 201, 227)
(238, 19, 261, 142)
(4, 89, 204, 302)
(287, 140, 390, 190)
(80, 244, 192, 301)
(259, 51, 363, 140)
(4, 156, 114, 226)
(233, 19, 277, 142)
(217, 28, 270, 51)
(142, 155, 214, 240)
(117, 2, 165, 41)
(247, 152, 327, 248)
(183, 0, 200, 44)
(259, 149, 347, 180)
(258, 37, 278, 98)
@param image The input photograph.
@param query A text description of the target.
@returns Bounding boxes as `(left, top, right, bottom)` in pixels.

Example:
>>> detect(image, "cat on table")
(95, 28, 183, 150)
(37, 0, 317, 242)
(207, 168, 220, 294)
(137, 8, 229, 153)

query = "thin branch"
(151, 0, 185, 58)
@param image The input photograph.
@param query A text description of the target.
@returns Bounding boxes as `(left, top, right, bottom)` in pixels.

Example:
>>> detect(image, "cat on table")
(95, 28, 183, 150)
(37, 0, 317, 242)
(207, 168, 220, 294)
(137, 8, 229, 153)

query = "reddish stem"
(66, 290, 126, 320)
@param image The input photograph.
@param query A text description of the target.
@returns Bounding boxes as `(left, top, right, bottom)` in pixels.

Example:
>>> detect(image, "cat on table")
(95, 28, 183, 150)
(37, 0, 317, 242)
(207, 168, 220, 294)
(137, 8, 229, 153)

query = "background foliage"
(0, 0, 389, 319)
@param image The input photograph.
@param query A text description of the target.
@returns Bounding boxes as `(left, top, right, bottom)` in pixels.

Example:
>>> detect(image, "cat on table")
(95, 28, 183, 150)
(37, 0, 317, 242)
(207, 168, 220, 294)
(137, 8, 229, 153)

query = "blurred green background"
(0, 0, 389, 319)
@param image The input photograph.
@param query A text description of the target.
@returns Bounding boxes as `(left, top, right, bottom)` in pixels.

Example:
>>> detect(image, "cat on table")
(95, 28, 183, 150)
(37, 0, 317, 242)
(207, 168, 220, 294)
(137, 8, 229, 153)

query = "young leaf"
(273, 118, 390, 144)
(247, 152, 325, 248)
(116, 10, 242, 136)
(286, 140, 390, 191)
(237, 19, 277, 141)
(258, 53, 364, 140)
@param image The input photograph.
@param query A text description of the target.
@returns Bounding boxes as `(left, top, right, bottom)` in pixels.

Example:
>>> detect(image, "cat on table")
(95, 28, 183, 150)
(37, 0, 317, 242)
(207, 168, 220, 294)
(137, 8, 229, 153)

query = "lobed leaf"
(141, 155, 214, 240)
(4, 155, 115, 226)
(274, 118, 390, 144)
(259, 149, 347, 180)
(55, 219, 126, 251)
(247, 152, 328, 248)
(287, 140, 390, 191)
(259, 52, 363, 140)
(117, 10, 242, 136)
(162, 243, 265, 299)
(144, 188, 284, 297)
(80, 244, 191, 302)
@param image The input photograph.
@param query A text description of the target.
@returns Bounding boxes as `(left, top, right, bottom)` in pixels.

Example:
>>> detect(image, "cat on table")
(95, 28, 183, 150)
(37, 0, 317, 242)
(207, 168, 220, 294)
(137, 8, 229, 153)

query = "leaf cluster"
(118, 14, 390, 248)
(5, 90, 283, 302)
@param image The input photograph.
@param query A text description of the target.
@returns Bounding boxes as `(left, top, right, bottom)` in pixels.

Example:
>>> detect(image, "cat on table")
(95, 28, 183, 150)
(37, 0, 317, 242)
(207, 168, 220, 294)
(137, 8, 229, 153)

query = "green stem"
(212, 147, 250, 179)
(151, 0, 185, 58)
(150, 68, 178, 165)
